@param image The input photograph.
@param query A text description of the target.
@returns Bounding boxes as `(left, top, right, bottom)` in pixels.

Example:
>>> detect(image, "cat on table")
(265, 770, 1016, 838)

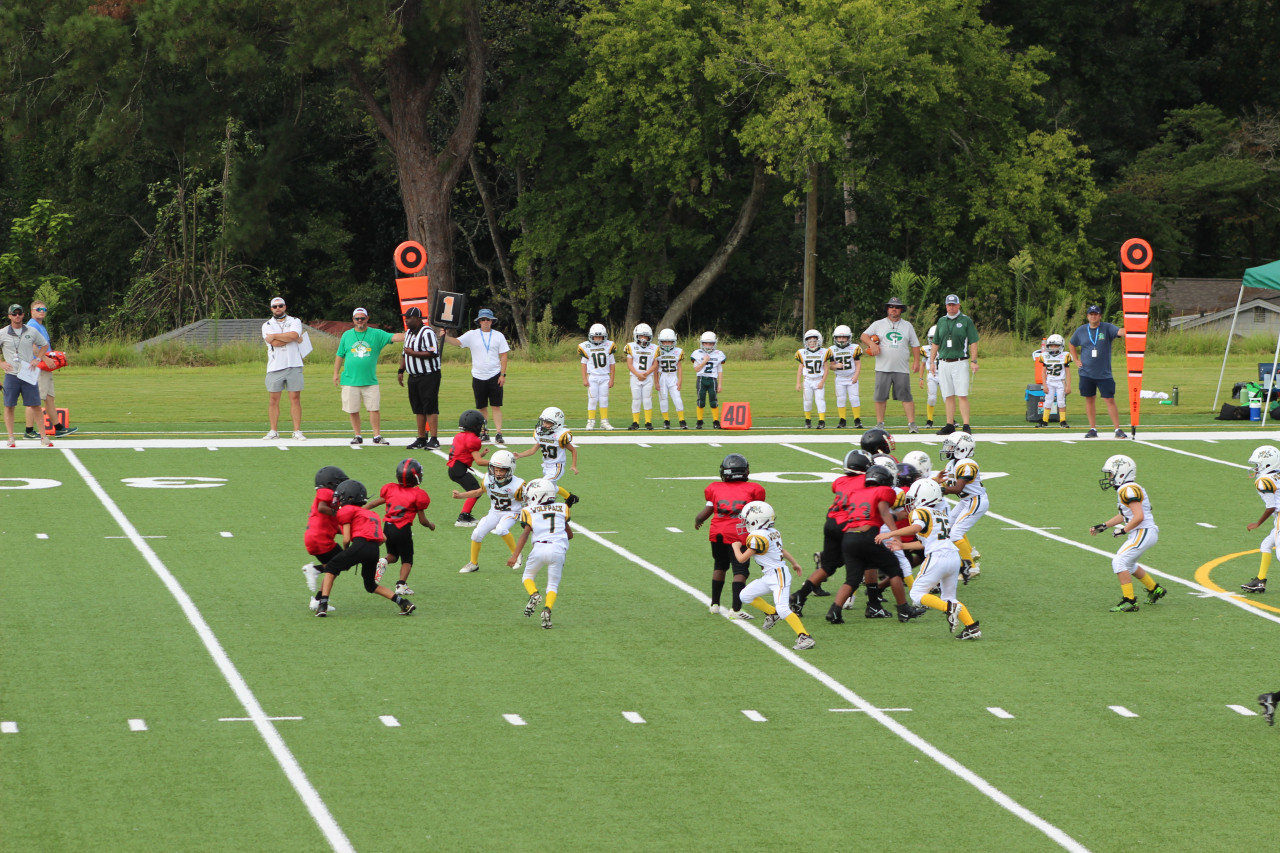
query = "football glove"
(1090, 523, 1108, 534)
(1112, 526, 1126, 537)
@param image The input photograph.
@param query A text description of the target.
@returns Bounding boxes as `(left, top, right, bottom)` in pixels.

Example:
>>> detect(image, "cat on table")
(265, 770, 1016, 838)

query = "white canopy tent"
(1211, 259, 1280, 424)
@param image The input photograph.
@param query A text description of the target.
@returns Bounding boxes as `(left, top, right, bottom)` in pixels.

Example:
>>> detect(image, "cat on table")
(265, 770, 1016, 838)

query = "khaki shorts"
(341, 384, 380, 413)
(37, 370, 54, 399)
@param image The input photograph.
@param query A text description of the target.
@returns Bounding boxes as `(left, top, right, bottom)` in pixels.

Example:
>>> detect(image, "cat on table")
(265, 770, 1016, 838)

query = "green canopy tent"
(1213, 259, 1280, 423)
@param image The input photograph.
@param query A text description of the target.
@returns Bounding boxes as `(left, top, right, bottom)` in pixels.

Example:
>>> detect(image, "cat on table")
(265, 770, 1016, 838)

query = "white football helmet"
(1045, 333, 1064, 354)
(658, 328, 677, 352)
(536, 406, 565, 436)
(872, 453, 896, 472)
(804, 329, 822, 351)
(902, 450, 932, 478)
(905, 478, 944, 510)
(832, 324, 852, 346)
(1100, 454, 1137, 490)
(941, 433, 975, 461)
(488, 449, 516, 485)
(634, 323, 653, 346)
(700, 331, 717, 351)
(589, 323, 607, 345)
(523, 478, 558, 506)
(740, 500, 776, 532)
(927, 324, 937, 346)
(1249, 445, 1280, 477)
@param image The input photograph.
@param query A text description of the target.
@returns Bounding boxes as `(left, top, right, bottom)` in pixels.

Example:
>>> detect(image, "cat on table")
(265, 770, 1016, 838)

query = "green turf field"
(1, 428, 1277, 852)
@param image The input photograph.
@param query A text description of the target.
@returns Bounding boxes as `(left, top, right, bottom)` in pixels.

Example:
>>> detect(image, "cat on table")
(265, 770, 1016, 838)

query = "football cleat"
(1109, 598, 1139, 612)
(645, 422, 653, 431)
(712, 420, 721, 429)
(601, 420, 615, 430)
(1035, 420, 1048, 429)
(897, 603, 927, 623)
(956, 622, 981, 640)
(729, 609, 754, 620)
(709, 603, 721, 614)
(1060, 421, 1070, 429)
(628, 422, 640, 431)
(455, 513, 478, 527)
(695, 420, 704, 429)
(811, 586, 830, 597)
(375, 557, 388, 583)
(946, 601, 960, 634)
(865, 604, 891, 619)
(1259, 692, 1278, 726)
(788, 593, 803, 617)
(825, 604, 845, 625)
(805, 419, 813, 429)
(302, 563, 320, 593)
(842, 594, 858, 610)
(817, 420, 826, 430)
(1146, 584, 1167, 604)
(585, 419, 596, 430)
(663, 420, 671, 429)
(395, 581, 414, 596)
(398, 600, 416, 615)
(762, 613, 781, 631)
(679, 420, 688, 429)
(424, 437, 441, 449)
(837, 419, 847, 428)
(1241, 577, 1267, 593)
(853, 418, 863, 429)
(541, 607, 553, 629)
(308, 596, 334, 613)
(925, 420, 933, 428)
(459, 562, 480, 573)
(793, 633, 816, 650)
(959, 560, 972, 585)
(525, 592, 543, 616)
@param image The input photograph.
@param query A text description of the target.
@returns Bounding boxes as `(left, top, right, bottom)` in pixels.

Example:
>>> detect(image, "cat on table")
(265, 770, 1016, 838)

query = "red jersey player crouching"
(303, 465, 348, 612)
(507, 478, 572, 628)
(694, 453, 766, 619)
(312, 479, 416, 617)
(363, 458, 436, 597)
(731, 501, 815, 650)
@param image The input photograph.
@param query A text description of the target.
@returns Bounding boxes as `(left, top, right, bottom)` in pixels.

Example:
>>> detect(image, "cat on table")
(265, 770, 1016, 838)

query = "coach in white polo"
(445, 308, 509, 445)
(262, 296, 306, 440)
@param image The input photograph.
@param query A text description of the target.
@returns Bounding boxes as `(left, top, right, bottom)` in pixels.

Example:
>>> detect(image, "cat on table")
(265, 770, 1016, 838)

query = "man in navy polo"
(1068, 305, 1127, 439)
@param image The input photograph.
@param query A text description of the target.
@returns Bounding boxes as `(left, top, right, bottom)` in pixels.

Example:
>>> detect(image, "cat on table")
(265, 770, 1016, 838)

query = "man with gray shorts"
(262, 296, 306, 440)
(860, 296, 921, 433)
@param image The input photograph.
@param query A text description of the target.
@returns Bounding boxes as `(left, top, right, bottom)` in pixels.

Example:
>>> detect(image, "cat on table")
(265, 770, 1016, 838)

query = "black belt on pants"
(941, 357, 962, 362)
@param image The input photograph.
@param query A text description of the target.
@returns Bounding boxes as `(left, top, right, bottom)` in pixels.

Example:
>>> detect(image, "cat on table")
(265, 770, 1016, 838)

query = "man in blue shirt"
(1068, 305, 1127, 439)
(24, 300, 76, 439)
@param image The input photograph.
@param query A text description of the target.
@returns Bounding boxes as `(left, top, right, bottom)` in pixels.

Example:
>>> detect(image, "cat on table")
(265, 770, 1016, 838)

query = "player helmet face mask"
(536, 406, 565, 436)
(1249, 445, 1280, 477)
(700, 331, 716, 352)
(524, 478, 557, 506)
(1045, 333, 1065, 355)
(1099, 454, 1137, 490)
(315, 465, 348, 491)
(740, 500, 776, 532)
(334, 478, 367, 507)
(804, 329, 822, 351)
(860, 427, 895, 455)
(896, 463, 922, 489)
(459, 408, 486, 435)
(396, 458, 424, 488)
(833, 324, 852, 347)
(906, 478, 944, 510)
(950, 433, 976, 460)
(658, 328, 677, 352)
(902, 450, 932, 477)
(589, 323, 607, 345)
(634, 323, 653, 346)
(842, 448, 871, 474)
(720, 453, 750, 482)
(488, 449, 516, 485)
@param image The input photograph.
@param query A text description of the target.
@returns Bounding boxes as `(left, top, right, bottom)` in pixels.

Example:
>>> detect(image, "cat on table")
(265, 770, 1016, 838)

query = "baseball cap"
(945, 294, 960, 305)
(270, 297, 286, 308)
(7, 303, 23, 314)
(352, 307, 368, 318)
(476, 308, 497, 321)
(1087, 304, 1101, 314)
(403, 306, 423, 319)
(885, 297, 906, 308)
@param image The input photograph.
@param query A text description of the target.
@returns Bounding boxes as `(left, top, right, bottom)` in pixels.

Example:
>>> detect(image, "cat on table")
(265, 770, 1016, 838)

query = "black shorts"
(710, 536, 750, 578)
(472, 375, 504, 408)
(321, 538, 382, 592)
(841, 528, 902, 586)
(407, 372, 441, 416)
(448, 460, 480, 492)
(818, 516, 843, 573)
(383, 521, 415, 564)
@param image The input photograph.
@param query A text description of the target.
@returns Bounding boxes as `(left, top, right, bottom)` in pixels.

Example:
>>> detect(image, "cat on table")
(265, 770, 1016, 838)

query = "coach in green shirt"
(929, 294, 980, 435)
(333, 306, 404, 445)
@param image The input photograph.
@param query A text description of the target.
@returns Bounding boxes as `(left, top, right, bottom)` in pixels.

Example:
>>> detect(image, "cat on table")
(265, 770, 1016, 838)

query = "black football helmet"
(895, 462, 922, 488)
(860, 427, 896, 456)
(396, 458, 424, 488)
(459, 409, 486, 434)
(314, 465, 348, 491)
(864, 464, 895, 487)
(720, 453, 750, 482)
(333, 479, 368, 507)
(842, 449, 871, 475)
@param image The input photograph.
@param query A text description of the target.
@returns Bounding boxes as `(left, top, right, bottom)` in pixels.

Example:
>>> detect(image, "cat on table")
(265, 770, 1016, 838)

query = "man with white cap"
(445, 308, 510, 445)
(929, 294, 980, 435)
(333, 307, 404, 445)
(262, 296, 306, 440)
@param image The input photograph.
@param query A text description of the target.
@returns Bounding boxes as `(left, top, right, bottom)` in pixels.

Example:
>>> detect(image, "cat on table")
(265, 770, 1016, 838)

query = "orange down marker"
(393, 240, 430, 327)
(1119, 238, 1153, 438)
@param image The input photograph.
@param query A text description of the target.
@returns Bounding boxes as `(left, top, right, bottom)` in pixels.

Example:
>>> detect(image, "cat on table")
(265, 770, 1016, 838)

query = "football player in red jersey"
(694, 453, 766, 618)
(364, 458, 436, 597)
(448, 408, 491, 526)
(791, 449, 870, 619)
(312, 479, 416, 617)
(836, 463, 927, 622)
(302, 465, 347, 611)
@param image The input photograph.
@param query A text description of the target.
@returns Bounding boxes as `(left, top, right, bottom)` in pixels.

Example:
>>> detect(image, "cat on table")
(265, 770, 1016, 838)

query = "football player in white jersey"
(514, 406, 580, 507)
(508, 478, 572, 628)
(578, 323, 616, 430)
(691, 331, 727, 428)
(937, 432, 988, 582)
(655, 328, 687, 429)
(1089, 454, 1165, 612)
(1033, 333, 1073, 428)
(1243, 445, 1280, 593)
(624, 323, 659, 430)
(827, 324, 863, 428)
(795, 329, 830, 428)
(876, 479, 981, 639)
(916, 325, 939, 428)
(452, 449, 525, 573)
(730, 501, 815, 650)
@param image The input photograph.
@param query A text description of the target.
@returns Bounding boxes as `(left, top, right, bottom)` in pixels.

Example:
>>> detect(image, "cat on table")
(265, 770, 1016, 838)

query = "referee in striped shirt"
(399, 307, 442, 449)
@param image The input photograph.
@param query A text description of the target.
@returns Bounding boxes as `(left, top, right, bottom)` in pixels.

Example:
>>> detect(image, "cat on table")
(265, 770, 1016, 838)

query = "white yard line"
(571, 521, 1090, 853)
(61, 449, 354, 853)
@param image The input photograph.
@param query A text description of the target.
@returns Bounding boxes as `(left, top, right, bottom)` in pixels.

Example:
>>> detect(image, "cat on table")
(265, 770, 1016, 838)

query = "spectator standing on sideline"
(262, 296, 306, 440)
(860, 297, 921, 433)
(333, 307, 404, 446)
(24, 300, 76, 439)
(445, 308, 509, 445)
(1069, 305, 1127, 439)
(399, 307, 442, 450)
(929, 294, 980, 435)
(3, 304, 51, 448)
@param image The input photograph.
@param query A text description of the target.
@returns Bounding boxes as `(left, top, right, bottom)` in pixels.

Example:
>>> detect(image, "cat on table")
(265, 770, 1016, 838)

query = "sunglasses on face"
(9, 311, 23, 317)
(33, 307, 46, 313)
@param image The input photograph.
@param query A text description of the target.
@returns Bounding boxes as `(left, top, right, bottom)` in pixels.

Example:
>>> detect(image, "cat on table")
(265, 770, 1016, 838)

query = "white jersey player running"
(508, 478, 573, 628)
(1091, 454, 1164, 612)
(1242, 445, 1280, 593)
(514, 406, 580, 506)
(729, 501, 815, 650)
(937, 432, 988, 581)
(452, 449, 526, 574)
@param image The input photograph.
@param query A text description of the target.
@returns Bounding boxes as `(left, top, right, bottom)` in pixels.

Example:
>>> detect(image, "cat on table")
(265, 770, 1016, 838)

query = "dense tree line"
(2, 0, 1277, 344)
